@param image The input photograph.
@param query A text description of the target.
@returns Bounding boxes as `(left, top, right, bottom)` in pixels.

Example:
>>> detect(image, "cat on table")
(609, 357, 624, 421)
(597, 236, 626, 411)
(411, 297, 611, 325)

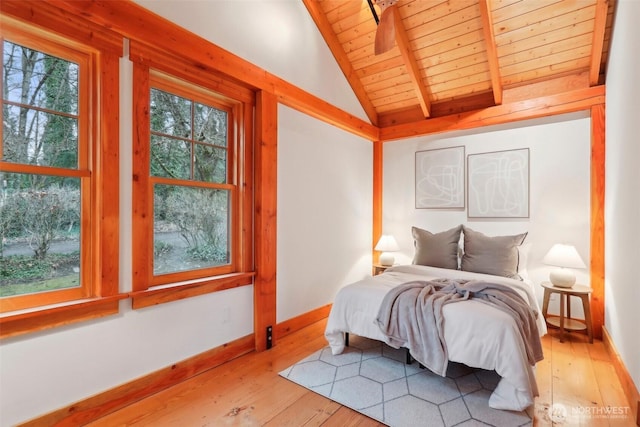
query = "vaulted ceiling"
(303, 0, 614, 128)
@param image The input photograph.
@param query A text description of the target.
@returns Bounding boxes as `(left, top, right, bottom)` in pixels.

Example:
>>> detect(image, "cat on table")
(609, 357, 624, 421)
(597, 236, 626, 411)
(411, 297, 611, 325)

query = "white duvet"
(324, 264, 547, 411)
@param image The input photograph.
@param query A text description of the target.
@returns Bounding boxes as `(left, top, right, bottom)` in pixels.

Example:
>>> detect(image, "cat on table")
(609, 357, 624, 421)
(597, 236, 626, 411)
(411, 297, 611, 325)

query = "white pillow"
(517, 242, 532, 280)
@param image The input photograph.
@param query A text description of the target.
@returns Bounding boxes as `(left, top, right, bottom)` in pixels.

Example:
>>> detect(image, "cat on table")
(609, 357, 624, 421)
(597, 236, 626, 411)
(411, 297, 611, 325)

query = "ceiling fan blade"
(374, 4, 396, 55)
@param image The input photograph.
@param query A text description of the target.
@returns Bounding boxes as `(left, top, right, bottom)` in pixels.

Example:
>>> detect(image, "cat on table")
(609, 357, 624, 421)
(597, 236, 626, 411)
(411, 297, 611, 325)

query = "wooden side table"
(541, 282, 593, 343)
(373, 264, 391, 276)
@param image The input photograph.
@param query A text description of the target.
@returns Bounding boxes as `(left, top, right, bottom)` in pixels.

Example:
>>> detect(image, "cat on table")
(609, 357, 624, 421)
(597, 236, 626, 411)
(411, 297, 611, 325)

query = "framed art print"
(467, 148, 529, 218)
(415, 146, 465, 209)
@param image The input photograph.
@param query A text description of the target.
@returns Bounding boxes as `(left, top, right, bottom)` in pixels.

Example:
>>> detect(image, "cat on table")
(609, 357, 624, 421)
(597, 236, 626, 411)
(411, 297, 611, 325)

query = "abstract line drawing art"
(415, 146, 465, 209)
(467, 148, 529, 218)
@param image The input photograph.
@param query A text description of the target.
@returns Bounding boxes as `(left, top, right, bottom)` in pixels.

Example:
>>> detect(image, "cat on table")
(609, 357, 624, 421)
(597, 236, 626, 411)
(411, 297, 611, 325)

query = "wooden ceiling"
(303, 0, 614, 128)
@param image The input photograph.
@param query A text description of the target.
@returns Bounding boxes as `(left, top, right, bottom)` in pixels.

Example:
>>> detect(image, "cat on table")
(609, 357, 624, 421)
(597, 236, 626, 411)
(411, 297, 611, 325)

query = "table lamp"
(375, 235, 399, 266)
(542, 243, 586, 288)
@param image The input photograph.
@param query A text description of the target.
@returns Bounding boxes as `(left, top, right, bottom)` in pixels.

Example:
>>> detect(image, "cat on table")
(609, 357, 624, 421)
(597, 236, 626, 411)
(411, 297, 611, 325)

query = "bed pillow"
(412, 225, 462, 270)
(461, 226, 527, 279)
(517, 242, 532, 280)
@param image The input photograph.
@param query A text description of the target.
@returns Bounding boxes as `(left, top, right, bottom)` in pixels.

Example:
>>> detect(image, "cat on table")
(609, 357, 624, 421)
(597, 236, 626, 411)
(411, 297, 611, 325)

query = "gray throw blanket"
(375, 278, 543, 377)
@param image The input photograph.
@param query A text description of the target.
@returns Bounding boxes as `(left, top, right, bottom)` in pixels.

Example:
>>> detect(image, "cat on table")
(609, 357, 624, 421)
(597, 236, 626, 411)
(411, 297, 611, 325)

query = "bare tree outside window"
(149, 87, 231, 276)
(1, 41, 81, 297)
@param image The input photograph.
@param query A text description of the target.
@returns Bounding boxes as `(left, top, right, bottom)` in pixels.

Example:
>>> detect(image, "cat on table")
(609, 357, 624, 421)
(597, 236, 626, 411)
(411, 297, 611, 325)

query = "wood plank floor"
(87, 319, 634, 426)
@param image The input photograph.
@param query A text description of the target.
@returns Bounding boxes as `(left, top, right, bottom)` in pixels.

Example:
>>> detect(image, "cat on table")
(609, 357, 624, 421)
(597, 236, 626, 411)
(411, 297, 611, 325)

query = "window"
(149, 78, 234, 279)
(1, 35, 90, 311)
(131, 63, 254, 306)
(0, 15, 121, 337)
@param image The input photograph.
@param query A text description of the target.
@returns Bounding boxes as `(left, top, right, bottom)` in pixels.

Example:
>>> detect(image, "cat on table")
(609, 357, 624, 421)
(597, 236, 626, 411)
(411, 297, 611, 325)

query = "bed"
(324, 225, 547, 411)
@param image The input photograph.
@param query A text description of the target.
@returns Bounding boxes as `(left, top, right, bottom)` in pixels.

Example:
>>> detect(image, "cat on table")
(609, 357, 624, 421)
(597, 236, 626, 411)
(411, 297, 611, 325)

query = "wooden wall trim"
(372, 141, 383, 268)
(254, 91, 278, 352)
(18, 335, 255, 427)
(602, 327, 640, 426)
(275, 304, 332, 339)
(590, 104, 606, 339)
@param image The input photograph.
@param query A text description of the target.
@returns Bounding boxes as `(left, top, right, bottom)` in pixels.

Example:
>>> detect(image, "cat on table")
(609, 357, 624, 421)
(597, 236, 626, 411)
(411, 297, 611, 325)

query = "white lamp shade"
(542, 243, 586, 288)
(375, 235, 399, 252)
(542, 244, 586, 269)
(375, 235, 399, 266)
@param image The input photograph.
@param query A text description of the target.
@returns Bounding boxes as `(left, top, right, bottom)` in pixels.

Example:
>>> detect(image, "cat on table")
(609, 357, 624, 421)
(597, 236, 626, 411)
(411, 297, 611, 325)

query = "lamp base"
(379, 252, 395, 266)
(549, 268, 576, 288)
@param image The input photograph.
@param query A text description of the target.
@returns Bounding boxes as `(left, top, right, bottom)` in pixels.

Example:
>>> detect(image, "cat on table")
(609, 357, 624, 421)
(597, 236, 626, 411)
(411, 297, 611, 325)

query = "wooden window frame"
(0, 12, 124, 339)
(129, 42, 255, 309)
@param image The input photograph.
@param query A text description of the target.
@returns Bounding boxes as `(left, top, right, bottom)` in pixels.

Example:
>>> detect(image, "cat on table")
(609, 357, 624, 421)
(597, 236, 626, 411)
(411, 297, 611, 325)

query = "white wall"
(382, 112, 592, 311)
(604, 0, 640, 393)
(133, 0, 368, 122)
(277, 105, 373, 322)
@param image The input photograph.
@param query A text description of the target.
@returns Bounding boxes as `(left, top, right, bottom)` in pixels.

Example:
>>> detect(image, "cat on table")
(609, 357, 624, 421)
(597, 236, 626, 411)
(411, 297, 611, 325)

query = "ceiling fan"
(368, 0, 399, 55)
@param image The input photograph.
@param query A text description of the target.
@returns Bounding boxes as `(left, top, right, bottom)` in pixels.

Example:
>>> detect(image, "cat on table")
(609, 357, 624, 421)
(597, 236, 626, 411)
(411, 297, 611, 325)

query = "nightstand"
(373, 263, 391, 276)
(541, 282, 593, 343)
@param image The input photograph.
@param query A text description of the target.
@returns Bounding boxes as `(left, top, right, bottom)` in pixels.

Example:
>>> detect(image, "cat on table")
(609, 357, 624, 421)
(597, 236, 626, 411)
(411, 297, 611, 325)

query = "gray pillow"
(412, 225, 462, 270)
(461, 226, 527, 279)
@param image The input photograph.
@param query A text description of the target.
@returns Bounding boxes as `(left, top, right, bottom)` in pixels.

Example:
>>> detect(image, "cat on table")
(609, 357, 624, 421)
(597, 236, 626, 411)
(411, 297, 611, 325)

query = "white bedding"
(324, 264, 547, 411)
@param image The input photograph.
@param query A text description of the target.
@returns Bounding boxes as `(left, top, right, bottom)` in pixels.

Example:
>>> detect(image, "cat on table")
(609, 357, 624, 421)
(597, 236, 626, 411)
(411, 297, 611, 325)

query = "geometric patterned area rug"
(279, 335, 533, 427)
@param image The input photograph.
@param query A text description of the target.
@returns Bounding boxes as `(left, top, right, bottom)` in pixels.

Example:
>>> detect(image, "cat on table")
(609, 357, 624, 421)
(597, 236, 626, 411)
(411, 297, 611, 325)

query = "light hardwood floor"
(88, 319, 634, 426)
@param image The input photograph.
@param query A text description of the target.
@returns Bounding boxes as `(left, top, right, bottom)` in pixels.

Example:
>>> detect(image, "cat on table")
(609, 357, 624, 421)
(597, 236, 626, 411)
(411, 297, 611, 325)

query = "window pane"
(0, 172, 81, 297)
(194, 143, 226, 183)
(150, 88, 191, 138)
(2, 40, 79, 114)
(2, 105, 78, 168)
(150, 135, 191, 179)
(194, 103, 227, 147)
(153, 185, 229, 275)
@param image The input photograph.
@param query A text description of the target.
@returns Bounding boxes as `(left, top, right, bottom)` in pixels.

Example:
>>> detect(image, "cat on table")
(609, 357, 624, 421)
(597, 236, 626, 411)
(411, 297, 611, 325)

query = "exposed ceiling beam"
(392, 5, 431, 118)
(379, 85, 604, 141)
(589, 0, 609, 86)
(478, 0, 503, 105)
(302, 0, 379, 126)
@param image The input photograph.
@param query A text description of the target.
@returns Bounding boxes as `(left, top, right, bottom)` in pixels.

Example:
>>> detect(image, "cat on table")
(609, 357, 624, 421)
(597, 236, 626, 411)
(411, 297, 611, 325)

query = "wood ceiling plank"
(589, 0, 609, 85)
(302, 0, 378, 125)
(491, 0, 526, 11)
(424, 56, 491, 84)
(367, 82, 417, 101)
(393, 5, 431, 118)
(335, 13, 377, 43)
(339, 27, 378, 54)
(430, 80, 493, 103)
(350, 49, 402, 71)
(371, 90, 420, 110)
(500, 33, 594, 68)
(494, 4, 596, 41)
(402, 1, 477, 32)
(414, 39, 485, 65)
(501, 45, 592, 80)
(325, 1, 368, 32)
(364, 72, 412, 94)
(360, 63, 409, 86)
(407, 4, 481, 42)
(376, 96, 424, 113)
(408, 16, 484, 53)
(355, 55, 405, 77)
(497, 20, 594, 58)
(479, 0, 503, 104)
(491, 0, 577, 25)
(502, 57, 592, 86)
